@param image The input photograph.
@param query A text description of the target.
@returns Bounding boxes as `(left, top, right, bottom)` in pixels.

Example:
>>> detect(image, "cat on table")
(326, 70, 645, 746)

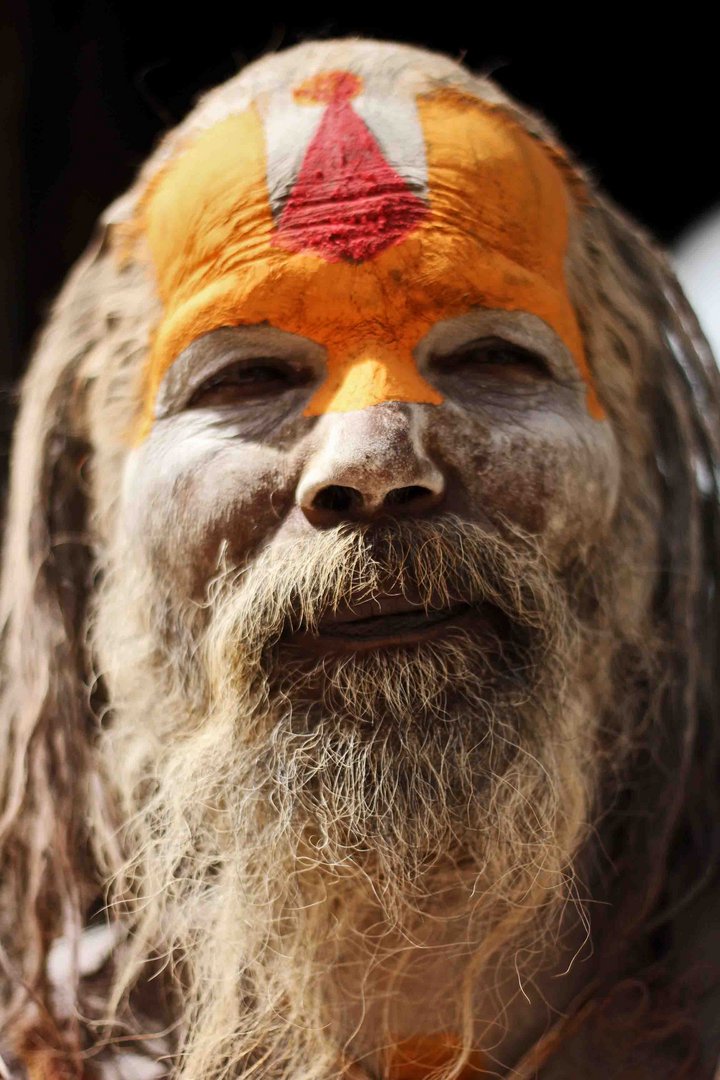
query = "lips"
(286, 594, 478, 651)
(320, 601, 472, 641)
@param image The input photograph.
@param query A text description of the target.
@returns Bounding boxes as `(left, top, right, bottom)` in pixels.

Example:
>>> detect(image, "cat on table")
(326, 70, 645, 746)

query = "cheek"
(442, 408, 620, 557)
(118, 417, 297, 596)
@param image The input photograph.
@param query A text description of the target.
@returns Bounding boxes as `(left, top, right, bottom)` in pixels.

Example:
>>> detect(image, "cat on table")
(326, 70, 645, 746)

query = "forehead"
(133, 69, 597, 427)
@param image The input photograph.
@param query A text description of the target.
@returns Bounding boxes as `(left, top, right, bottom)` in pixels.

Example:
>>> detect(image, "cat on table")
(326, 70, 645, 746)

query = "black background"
(0, 2, 716, 471)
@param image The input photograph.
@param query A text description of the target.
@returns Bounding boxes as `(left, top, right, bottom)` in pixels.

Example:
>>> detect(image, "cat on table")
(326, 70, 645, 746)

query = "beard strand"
(89, 515, 609, 1079)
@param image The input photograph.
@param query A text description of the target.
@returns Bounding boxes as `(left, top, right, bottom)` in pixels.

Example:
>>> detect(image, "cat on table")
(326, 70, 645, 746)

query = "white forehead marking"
(100, 40, 512, 230)
(263, 87, 429, 219)
(263, 92, 324, 212)
(353, 94, 428, 191)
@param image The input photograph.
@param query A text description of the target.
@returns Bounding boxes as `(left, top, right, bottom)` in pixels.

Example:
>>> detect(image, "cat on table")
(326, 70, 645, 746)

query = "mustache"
(204, 514, 568, 671)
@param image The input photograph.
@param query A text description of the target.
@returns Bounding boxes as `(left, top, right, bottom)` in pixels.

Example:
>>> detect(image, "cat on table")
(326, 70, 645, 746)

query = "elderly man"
(0, 37, 718, 1080)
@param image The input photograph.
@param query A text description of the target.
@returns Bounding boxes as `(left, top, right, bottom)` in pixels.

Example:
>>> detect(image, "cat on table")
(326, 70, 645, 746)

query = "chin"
(82, 511, 624, 1077)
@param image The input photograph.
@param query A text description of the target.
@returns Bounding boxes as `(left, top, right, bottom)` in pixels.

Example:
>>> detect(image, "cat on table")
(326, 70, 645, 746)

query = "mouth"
(285, 594, 481, 653)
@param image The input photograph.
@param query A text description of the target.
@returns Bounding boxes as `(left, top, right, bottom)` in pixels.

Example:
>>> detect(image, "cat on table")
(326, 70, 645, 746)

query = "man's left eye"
(188, 360, 309, 406)
(434, 338, 550, 381)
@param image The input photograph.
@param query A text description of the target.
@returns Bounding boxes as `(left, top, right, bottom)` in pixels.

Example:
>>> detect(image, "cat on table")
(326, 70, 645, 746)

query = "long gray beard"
(89, 515, 611, 1079)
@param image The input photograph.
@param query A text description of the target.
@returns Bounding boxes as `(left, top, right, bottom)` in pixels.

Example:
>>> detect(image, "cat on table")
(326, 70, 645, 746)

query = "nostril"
(383, 484, 433, 508)
(311, 484, 364, 513)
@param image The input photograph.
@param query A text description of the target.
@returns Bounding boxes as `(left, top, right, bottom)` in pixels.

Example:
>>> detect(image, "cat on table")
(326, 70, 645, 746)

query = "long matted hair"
(1, 39, 719, 1080)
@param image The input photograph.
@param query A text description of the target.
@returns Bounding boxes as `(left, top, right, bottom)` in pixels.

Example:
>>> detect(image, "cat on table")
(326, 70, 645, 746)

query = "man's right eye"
(187, 360, 311, 407)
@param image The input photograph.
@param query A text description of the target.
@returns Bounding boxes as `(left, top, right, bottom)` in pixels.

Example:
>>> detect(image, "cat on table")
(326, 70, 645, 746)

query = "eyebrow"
(415, 308, 581, 381)
(152, 326, 326, 419)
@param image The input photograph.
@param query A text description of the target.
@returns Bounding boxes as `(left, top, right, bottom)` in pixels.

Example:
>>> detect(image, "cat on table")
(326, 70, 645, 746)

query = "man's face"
(119, 75, 619, 608)
(97, 66, 626, 870)
(102, 269, 621, 899)
(88, 56, 648, 1072)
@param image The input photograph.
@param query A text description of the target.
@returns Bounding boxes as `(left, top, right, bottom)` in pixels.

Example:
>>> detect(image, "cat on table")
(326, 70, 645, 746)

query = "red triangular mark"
(275, 76, 426, 262)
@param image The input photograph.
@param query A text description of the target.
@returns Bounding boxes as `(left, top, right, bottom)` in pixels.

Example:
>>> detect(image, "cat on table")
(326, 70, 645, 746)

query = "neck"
(322, 874, 596, 1076)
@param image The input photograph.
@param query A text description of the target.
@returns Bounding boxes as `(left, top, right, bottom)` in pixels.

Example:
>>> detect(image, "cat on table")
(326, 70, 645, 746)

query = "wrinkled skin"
(123, 308, 619, 600)
(114, 303, 621, 1068)
(87, 46, 630, 1071)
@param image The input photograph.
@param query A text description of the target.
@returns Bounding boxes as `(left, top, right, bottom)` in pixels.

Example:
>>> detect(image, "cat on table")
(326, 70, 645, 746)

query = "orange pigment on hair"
(382, 1033, 491, 1078)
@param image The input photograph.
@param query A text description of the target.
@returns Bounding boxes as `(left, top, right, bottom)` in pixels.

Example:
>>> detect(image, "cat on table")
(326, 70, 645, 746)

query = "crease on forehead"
(111, 44, 602, 438)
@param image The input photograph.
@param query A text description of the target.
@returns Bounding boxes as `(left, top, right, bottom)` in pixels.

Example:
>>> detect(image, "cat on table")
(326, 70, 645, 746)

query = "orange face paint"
(134, 74, 601, 435)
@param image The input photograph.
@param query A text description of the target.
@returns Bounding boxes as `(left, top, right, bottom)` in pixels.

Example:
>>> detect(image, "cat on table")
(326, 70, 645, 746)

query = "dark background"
(0, 2, 716, 474)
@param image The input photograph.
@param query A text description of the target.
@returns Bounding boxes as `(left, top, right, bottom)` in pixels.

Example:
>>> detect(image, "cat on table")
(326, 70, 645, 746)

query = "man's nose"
(297, 404, 446, 527)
